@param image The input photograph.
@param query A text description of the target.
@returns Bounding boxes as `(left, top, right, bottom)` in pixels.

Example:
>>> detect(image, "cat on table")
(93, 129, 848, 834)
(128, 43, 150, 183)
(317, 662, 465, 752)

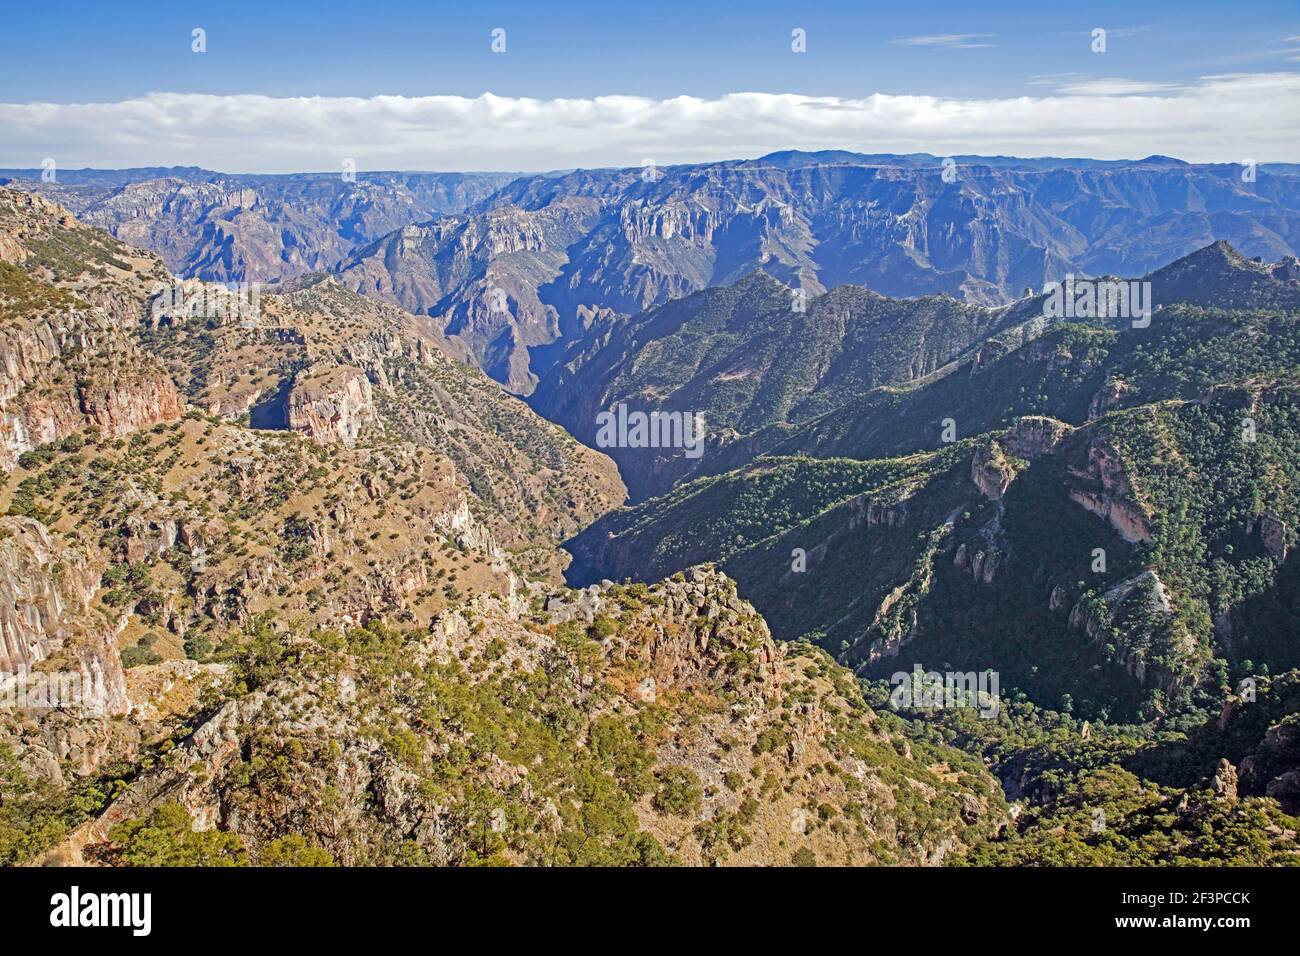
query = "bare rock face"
(286, 364, 376, 446)
(1066, 438, 1153, 544)
(1088, 378, 1131, 420)
(49, 171, 516, 285)
(616, 565, 780, 698)
(0, 302, 186, 470)
(971, 443, 1016, 501)
(335, 198, 606, 393)
(0, 190, 185, 470)
(0, 516, 128, 718)
(78, 361, 186, 437)
(1264, 770, 1300, 813)
(1212, 758, 1239, 800)
(954, 543, 999, 584)
(970, 417, 1072, 502)
(972, 549, 998, 584)
(856, 498, 907, 529)
(540, 565, 781, 698)
(1248, 511, 1289, 562)
(1049, 583, 1068, 611)
(1002, 416, 1072, 458)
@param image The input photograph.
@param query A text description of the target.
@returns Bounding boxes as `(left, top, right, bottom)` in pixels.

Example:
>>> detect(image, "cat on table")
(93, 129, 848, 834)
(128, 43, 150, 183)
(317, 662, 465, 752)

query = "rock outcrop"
(1067, 569, 1185, 691)
(0, 517, 127, 717)
(1066, 438, 1153, 544)
(286, 364, 376, 446)
(1249, 511, 1289, 563)
(971, 443, 1016, 501)
(971, 417, 1072, 501)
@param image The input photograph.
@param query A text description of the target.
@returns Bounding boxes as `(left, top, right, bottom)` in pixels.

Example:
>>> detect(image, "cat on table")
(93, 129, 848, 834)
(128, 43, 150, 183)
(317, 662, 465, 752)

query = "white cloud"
(1055, 78, 1188, 95)
(1, 73, 1297, 173)
(890, 34, 996, 49)
(1026, 73, 1086, 86)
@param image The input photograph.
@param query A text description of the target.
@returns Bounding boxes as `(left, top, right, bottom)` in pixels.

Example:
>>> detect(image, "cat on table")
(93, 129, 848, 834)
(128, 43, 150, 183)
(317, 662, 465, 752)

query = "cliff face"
(0, 343, 184, 471)
(0, 191, 185, 470)
(286, 364, 376, 447)
(6, 413, 517, 640)
(971, 443, 1017, 501)
(336, 197, 605, 392)
(1066, 437, 1154, 544)
(0, 517, 127, 718)
(971, 417, 1074, 502)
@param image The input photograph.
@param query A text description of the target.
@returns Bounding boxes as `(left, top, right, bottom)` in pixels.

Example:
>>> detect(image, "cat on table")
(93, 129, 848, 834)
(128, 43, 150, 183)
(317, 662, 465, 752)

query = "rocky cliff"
(1065, 437, 1154, 544)
(286, 364, 376, 447)
(0, 516, 127, 717)
(0, 190, 184, 469)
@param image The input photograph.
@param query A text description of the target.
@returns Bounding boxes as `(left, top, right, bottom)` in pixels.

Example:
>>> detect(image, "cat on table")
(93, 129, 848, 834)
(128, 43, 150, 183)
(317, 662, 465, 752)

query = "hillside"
(534, 270, 1050, 500)
(139, 271, 626, 566)
(27, 568, 1005, 867)
(566, 244, 1300, 725)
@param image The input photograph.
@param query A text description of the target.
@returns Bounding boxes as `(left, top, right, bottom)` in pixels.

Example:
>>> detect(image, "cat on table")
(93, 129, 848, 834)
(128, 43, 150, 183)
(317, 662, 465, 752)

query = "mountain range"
(0, 167, 515, 286)
(9, 152, 1300, 394)
(2, 149, 1300, 869)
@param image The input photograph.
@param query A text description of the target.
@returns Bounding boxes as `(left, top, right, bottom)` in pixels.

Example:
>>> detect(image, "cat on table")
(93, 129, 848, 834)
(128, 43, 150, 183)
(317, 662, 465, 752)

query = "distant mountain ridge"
(332, 150, 1300, 391)
(1, 167, 519, 285)
(12, 152, 1300, 395)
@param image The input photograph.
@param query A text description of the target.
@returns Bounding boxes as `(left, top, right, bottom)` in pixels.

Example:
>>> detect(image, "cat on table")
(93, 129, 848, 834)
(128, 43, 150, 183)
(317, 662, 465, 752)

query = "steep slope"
(566, 246, 1300, 722)
(0, 184, 625, 567)
(42, 568, 1004, 867)
(535, 270, 1048, 500)
(138, 271, 625, 564)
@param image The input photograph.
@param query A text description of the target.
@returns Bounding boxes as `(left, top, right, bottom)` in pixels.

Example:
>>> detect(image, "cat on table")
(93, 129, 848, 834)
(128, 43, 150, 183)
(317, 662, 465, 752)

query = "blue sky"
(3, 0, 1294, 101)
(1, 1, 1297, 170)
